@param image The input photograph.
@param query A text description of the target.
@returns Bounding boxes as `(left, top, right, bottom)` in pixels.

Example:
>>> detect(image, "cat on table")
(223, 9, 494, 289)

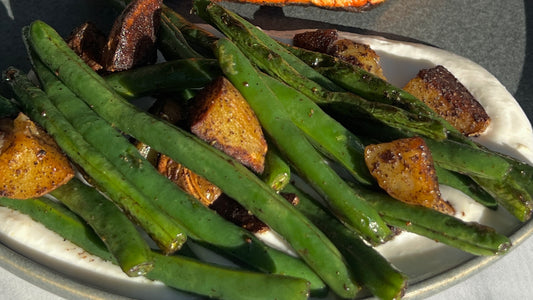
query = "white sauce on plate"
(0, 30, 531, 298)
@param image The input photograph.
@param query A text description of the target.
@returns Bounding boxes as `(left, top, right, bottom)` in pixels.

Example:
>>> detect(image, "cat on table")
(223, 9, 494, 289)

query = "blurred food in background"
(213, 0, 386, 11)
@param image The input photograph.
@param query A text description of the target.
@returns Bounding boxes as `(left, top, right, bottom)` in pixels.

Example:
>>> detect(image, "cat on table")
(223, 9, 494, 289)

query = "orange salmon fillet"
(214, 0, 385, 11)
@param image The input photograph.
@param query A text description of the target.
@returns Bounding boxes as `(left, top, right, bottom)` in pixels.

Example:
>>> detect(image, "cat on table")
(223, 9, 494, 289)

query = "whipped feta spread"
(0, 29, 531, 297)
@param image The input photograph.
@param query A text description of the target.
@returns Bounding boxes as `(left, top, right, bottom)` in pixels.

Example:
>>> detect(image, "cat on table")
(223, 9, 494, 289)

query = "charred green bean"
(5, 67, 186, 254)
(51, 178, 154, 276)
(261, 73, 374, 185)
(0, 195, 115, 262)
(216, 37, 390, 245)
(147, 253, 310, 300)
(357, 183, 512, 256)
(27, 19, 332, 294)
(0, 95, 19, 118)
(261, 145, 292, 191)
(195, 0, 447, 141)
(1, 191, 310, 300)
(435, 166, 498, 209)
(104, 58, 221, 99)
(284, 183, 407, 300)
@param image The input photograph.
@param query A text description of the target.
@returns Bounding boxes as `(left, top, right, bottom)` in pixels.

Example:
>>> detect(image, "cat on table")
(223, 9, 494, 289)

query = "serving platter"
(0, 1, 532, 299)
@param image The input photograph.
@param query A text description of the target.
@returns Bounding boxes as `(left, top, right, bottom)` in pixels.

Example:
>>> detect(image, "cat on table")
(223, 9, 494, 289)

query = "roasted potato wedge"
(156, 77, 274, 232)
(102, 0, 162, 72)
(0, 113, 74, 199)
(293, 29, 339, 53)
(403, 65, 490, 136)
(328, 38, 387, 80)
(157, 154, 222, 207)
(364, 137, 454, 215)
(66, 22, 106, 72)
(190, 77, 268, 174)
(157, 155, 273, 233)
(293, 29, 386, 79)
(209, 194, 270, 233)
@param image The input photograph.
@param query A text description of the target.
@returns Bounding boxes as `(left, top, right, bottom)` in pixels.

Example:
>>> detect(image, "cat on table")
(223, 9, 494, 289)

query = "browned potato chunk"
(66, 22, 106, 72)
(190, 77, 268, 174)
(293, 29, 339, 53)
(364, 137, 454, 215)
(293, 29, 386, 79)
(403, 65, 490, 136)
(157, 155, 271, 233)
(102, 0, 162, 72)
(157, 154, 222, 207)
(328, 38, 387, 80)
(0, 113, 74, 199)
(209, 194, 269, 233)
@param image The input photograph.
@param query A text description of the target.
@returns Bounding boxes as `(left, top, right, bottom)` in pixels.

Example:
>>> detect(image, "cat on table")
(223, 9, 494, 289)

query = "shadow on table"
(251, 6, 433, 45)
(0, 0, 116, 73)
(168, 2, 435, 45)
(515, 1, 533, 116)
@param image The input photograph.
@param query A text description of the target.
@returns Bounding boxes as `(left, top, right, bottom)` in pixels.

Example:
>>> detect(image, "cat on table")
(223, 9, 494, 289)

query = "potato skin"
(293, 29, 339, 53)
(364, 137, 454, 215)
(66, 22, 106, 72)
(293, 29, 386, 79)
(328, 39, 387, 80)
(190, 77, 267, 174)
(157, 154, 222, 207)
(157, 155, 272, 233)
(0, 113, 74, 199)
(102, 0, 162, 72)
(403, 65, 490, 136)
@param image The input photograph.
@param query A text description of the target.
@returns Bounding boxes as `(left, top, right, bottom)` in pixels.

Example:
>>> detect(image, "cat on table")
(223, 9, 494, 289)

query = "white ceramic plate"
(1, 28, 532, 300)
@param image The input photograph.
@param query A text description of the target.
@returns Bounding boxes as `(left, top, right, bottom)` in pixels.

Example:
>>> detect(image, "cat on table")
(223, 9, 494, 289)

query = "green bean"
(355, 183, 512, 256)
(502, 160, 533, 201)
(472, 175, 533, 222)
(5, 67, 186, 254)
(26, 19, 327, 293)
(103, 62, 217, 109)
(30, 50, 193, 223)
(282, 33, 492, 149)
(147, 253, 310, 300)
(464, 149, 533, 221)
(104, 58, 221, 99)
(95, 52, 374, 187)
(424, 138, 512, 180)
(28, 47, 193, 255)
(287, 45, 459, 124)
(0, 196, 115, 263)
(193, 0, 341, 92)
(160, 5, 218, 58)
(50, 179, 153, 276)
(285, 183, 407, 300)
(104, 62, 375, 187)
(0, 95, 19, 118)
(350, 119, 533, 220)
(435, 166, 498, 209)
(32, 52, 246, 252)
(261, 144, 292, 191)
(158, 12, 204, 60)
(30, 60, 325, 295)
(261, 73, 374, 186)
(1, 192, 310, 299)
(217, 37, 390, 244)
(194, 0, 447, 141)
(308, 48, 533, 217)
